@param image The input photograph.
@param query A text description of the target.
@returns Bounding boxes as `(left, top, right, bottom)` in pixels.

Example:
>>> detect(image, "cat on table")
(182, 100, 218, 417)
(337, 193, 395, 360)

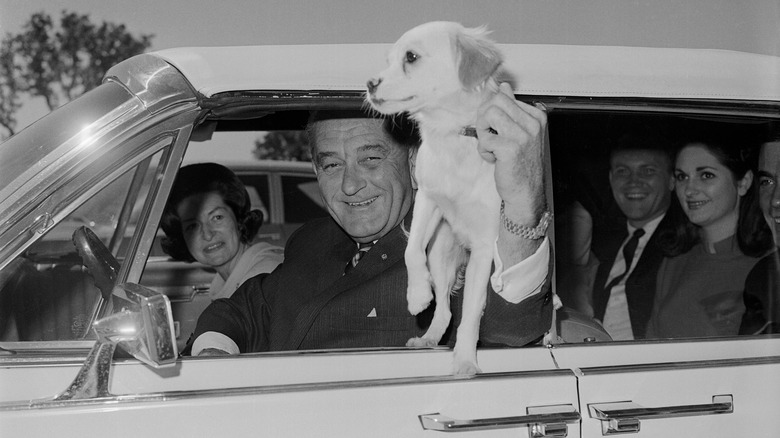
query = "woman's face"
(674, 144, 751, 237)
(176, 191, 243, 272)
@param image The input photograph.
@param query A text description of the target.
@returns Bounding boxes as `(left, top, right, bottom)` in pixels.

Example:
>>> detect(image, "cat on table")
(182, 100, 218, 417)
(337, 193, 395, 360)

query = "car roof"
(153, 43, 780, 101)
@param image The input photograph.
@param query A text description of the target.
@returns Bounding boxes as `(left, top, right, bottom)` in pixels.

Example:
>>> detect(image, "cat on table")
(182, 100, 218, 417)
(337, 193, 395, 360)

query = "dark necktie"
(603, 228, 645, 293)
(344, 242, 373, 275)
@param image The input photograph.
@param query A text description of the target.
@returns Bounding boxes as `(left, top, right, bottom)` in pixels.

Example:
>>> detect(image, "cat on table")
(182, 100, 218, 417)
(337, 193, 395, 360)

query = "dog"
(367, 21, 505, 375)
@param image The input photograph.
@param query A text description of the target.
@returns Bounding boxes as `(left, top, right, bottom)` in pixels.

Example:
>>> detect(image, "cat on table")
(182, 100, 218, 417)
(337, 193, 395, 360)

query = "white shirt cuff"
(191, 331, 240, 356)
(490, 237, 550, 304)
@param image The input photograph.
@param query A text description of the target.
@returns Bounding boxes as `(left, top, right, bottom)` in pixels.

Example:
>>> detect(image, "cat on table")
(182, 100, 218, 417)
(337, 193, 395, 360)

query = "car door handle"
(588, 394, 733, 435)
(419, 404, 580, 436)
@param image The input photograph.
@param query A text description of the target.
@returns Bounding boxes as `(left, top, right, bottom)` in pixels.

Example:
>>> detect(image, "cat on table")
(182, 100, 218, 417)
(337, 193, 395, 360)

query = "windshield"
(0, 83, 133, 196)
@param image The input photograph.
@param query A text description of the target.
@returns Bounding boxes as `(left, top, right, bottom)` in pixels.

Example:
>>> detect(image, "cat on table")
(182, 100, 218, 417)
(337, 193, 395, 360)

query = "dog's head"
(367, 21, 502, 116)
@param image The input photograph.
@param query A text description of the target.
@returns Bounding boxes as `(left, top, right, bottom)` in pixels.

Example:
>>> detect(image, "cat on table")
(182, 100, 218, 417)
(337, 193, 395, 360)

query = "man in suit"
(741, 138, 780, 335)
(589, 131, 676, 340)
(190, 84, 554, 355)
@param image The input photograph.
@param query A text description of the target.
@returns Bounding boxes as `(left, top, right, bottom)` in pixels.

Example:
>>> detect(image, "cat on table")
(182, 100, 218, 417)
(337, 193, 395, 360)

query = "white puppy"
(367, 21, 504, 375)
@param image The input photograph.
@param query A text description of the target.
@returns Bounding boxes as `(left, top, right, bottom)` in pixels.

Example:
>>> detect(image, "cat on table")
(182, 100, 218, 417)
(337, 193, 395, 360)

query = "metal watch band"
(500, 201, 552, 240)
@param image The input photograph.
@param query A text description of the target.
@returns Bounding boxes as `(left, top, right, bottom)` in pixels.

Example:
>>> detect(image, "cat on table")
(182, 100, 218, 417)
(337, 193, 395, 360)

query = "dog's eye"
(405, 51, 418, 64)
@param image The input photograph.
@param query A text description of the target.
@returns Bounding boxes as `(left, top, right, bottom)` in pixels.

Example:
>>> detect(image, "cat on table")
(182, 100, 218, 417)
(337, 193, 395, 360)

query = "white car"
(0, 43, 778, 437)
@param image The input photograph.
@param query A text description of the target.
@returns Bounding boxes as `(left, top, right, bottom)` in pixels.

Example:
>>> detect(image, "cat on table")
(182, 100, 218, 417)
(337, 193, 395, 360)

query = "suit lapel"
(283, 221, 407, 350)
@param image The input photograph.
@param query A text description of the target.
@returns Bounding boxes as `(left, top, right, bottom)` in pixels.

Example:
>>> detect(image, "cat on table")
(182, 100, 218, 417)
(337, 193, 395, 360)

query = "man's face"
(757, 141, 780, 246)
(311, 118, 415, 243)
(609, 148, 674, 228)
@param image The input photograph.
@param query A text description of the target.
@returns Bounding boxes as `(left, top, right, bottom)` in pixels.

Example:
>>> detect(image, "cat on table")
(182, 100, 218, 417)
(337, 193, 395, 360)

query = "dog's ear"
(455, 26, 502, 90)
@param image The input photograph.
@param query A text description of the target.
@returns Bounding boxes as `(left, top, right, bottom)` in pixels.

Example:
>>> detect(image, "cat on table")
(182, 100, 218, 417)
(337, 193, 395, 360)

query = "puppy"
(367, 21, 504, 375)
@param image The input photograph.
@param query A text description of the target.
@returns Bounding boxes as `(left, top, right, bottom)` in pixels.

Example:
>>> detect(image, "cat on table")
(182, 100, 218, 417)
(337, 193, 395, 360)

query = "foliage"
(253, 131, 311, 162)
(0, 11, 153, 139)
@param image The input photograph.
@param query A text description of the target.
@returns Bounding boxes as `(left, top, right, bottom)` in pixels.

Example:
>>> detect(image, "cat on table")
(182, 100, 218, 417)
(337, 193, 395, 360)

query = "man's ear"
(455, 26, 502, 90)
(738, 169, 753, 196)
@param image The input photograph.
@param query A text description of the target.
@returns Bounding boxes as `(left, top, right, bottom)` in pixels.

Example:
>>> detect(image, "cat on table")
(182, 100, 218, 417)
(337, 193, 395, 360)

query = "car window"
(0, 150, 168, 342)
(281, 174, 325, 223)
(550, 110, 778, 343)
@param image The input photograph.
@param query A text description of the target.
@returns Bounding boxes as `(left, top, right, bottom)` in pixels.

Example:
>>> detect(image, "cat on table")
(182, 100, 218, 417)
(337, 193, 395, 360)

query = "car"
(0, 42, 778, 437)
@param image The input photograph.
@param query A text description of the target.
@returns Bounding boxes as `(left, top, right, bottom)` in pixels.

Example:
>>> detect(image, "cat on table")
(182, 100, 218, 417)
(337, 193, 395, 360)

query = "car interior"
(0, 104, 777, 352)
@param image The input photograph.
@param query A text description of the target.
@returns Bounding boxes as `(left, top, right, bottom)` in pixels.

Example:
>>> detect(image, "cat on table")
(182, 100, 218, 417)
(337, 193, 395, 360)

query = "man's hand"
(476, 82, 549, 265)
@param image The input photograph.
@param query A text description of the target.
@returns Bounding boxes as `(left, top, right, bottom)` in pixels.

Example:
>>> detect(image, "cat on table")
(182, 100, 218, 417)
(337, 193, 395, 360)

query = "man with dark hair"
(190, 86, 554, 355)
(741, 138, 780, 334)
(569, 130, 678, 340)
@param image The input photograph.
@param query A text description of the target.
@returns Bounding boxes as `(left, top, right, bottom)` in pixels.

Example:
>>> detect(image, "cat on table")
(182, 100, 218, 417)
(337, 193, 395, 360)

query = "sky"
(1, 0, 778, 139)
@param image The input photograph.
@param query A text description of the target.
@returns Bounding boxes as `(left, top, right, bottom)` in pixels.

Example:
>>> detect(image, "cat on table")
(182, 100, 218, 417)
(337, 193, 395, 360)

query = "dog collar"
(459, 126, 478, 138)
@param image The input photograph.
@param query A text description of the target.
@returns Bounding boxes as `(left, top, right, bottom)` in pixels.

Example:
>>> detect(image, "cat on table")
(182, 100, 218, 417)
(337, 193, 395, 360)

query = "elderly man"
(190, 85, 553, 355)
(740, 139, 780, 335)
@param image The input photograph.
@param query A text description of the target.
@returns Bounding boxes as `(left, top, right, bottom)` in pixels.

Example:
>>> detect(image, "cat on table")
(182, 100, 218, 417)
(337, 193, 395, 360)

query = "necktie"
(603, 228, 645, 293)
(344, 242, 373, 274)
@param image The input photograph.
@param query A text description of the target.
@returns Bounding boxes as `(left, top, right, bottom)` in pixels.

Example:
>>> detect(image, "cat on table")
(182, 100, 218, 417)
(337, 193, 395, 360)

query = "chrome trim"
(105, 53, 198, 115)
(419, 405, 580, 433)
(0, 368, 574, 411)
(579, 355, 780, 376)
(589, 395, 733, 435)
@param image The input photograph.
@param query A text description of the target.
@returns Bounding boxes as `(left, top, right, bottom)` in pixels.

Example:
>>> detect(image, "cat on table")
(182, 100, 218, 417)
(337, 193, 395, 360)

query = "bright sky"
(1, 0, 778, 148)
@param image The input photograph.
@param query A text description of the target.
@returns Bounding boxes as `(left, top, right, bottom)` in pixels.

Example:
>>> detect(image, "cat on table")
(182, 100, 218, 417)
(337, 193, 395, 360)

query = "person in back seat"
(160, 163, 284, 300)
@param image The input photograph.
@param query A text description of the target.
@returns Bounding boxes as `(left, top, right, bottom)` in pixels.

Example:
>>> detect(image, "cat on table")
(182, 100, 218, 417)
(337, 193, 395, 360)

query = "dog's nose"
(366, 78, 382, 94)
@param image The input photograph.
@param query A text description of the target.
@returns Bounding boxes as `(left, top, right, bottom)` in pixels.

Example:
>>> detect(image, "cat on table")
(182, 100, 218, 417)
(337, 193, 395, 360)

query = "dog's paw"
(406, 283, 433, 315)
(405, 337, 438, 348)
(407, 292, 433, 315)
(452, 359, 481, 376)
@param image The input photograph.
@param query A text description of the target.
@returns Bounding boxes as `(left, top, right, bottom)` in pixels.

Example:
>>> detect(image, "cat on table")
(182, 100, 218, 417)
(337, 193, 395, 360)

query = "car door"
(548, 101, 780, 437)
(1, 345, 580, 437)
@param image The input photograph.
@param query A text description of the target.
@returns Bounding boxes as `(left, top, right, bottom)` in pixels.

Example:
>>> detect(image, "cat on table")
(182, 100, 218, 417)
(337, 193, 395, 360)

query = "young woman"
(646, 134, 772, 338)
(160, 163, 284, 300)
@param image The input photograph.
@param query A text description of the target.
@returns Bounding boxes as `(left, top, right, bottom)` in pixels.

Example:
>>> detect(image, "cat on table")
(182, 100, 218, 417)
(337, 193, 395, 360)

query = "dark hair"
(610, 128, 674, 172)
(657, 129, 772, 257)
(306, 110, 420, 158)
(160, 163, 264, 262)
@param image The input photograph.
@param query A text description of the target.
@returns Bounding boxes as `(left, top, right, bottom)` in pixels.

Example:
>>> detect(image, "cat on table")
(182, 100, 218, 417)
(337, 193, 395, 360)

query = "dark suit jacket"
(740, 251, 780, 335)
(192, 215, 553, 353)
(592, 212, 675, 339)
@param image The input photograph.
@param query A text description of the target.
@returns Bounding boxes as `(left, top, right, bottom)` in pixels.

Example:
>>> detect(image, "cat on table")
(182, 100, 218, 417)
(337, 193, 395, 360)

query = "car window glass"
(550, 111, 778, 343)
(0, 151, 166, 342)
(281, 175, 326, 223)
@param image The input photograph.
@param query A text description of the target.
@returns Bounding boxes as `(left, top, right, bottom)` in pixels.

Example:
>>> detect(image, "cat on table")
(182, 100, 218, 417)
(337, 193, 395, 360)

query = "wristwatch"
(500, 201, 552, 240)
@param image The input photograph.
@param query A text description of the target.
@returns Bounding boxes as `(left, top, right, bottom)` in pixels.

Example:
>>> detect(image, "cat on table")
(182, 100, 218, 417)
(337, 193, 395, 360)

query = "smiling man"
(589, 130, 678, 340)
(741, 139, 780, 335)
(189, 95, 555, 357)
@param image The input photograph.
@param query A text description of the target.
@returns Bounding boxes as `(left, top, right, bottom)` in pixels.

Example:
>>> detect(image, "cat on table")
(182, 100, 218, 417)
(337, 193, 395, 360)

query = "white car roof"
(154, 44, 780, 101)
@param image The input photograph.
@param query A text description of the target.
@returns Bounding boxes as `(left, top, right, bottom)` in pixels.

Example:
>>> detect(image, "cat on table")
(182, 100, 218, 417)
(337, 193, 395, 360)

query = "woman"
(161, 163, 284, 300)
(646, 134, 772, 338)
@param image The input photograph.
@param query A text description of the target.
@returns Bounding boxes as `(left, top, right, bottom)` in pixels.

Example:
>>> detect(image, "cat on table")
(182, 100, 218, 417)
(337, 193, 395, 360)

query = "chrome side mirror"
(54, 283, 177, 401)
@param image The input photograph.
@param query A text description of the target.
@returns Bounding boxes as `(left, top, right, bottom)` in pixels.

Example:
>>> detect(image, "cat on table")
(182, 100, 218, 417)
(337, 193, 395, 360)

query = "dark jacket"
(191, 215, 553, 353)
(592, 212, 675, 339)
(740, 250, 780, 335)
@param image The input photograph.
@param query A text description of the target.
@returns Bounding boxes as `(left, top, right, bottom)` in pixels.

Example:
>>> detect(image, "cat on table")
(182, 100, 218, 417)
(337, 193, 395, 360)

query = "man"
(740, 139, 780, 334)
(190, 85, 553, 355)
(584, 130, 677, 340)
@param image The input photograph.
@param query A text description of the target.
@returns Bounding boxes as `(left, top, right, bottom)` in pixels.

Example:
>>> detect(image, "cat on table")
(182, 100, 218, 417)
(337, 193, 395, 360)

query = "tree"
(253, 131, 311, 162)
(0, 11, 153, 139)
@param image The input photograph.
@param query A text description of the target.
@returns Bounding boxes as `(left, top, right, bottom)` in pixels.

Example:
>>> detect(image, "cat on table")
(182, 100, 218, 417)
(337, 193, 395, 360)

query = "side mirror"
(53, 283, 177, 401)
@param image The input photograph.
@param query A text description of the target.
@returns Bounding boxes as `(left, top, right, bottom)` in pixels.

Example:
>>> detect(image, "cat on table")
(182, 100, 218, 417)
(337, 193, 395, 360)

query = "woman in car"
(646, 129, 773, 338)
(160, 163, 284, 300)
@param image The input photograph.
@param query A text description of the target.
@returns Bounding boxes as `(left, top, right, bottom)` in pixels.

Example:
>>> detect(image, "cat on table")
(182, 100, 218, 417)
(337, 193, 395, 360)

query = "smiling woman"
(644, 126, 773, 339)
(160, 163, 284, 301)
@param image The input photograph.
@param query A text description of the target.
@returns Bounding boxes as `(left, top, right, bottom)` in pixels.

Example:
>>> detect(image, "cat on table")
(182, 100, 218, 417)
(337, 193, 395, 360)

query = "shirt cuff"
(191, 331, 240, 356)
(491, 236, 550, 304)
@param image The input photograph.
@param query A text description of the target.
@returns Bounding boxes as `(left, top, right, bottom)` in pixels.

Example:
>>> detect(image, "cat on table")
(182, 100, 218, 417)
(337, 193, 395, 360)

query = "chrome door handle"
(419, 404, 580, 436)
(588, 394, 733, 435)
